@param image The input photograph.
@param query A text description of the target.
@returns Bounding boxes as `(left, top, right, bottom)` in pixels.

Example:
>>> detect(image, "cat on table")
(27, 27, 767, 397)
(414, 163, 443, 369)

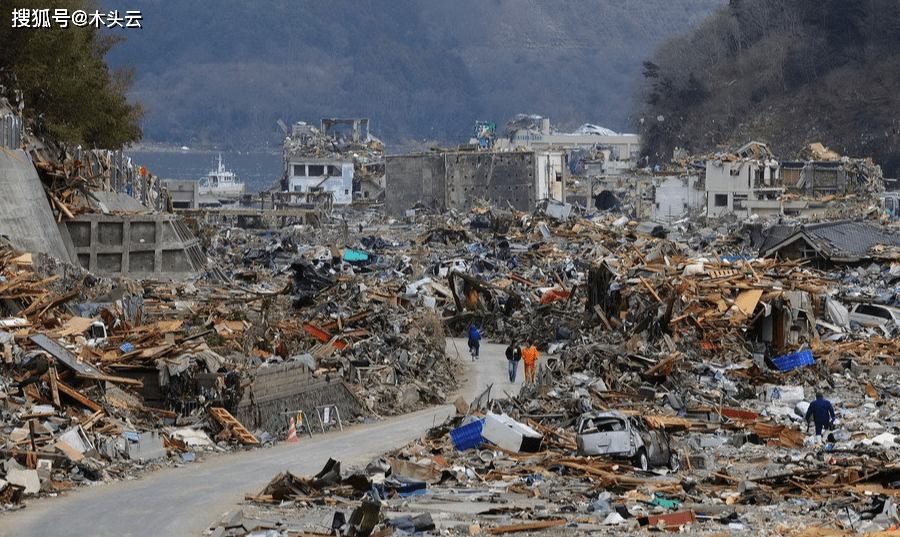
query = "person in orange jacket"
(521, 343, 539, 383)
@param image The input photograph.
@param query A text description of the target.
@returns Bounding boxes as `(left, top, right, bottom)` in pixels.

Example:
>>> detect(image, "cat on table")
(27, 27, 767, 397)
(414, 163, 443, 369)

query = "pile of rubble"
(207, 202, 900, 535)
(0, 212, 463, 507)
(8, 146, 900, 535)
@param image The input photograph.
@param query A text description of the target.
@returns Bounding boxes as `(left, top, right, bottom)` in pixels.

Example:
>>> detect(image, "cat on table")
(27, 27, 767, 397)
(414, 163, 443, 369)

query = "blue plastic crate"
(772, 350, 815, 372)
(450, 418, 485, 451)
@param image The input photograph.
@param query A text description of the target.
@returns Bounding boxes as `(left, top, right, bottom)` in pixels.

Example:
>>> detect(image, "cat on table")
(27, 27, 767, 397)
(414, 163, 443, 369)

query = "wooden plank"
(37, 289, 80, 318)
(734, 289, 763, 315)
(129, 404, 178, 419)
(645, 352, 681, 376)
(487, 519, 567, 534)
(79, 410, 105, 430)
(76, 373, 144, 387)
(639, 276, 662, 303)
(55, 379, 102, 411)
(49, 365, 60, 407)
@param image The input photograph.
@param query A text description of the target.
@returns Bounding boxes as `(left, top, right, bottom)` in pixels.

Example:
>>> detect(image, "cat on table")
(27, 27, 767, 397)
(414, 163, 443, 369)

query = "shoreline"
(126, 143, 280, 156)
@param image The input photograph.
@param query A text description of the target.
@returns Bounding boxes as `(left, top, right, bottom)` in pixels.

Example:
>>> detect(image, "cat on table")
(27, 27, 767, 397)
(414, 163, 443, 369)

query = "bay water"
(126, 150, 283, 194)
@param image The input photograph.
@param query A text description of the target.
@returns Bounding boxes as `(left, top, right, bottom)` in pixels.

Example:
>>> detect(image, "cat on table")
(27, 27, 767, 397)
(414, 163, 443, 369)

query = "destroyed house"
(705, 141, 782, 217)
(760, 221, 900, 267)
(385, 150, 567, 215)
(354, 175, 383, 202)
(781, 161, 855, 196)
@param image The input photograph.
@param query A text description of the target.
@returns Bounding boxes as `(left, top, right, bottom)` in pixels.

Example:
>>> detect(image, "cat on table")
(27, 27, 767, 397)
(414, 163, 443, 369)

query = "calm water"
(126, 150, 283, 193)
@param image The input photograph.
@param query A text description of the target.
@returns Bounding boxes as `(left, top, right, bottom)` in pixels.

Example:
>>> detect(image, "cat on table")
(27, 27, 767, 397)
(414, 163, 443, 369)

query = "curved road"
(0, 338, 520, 537)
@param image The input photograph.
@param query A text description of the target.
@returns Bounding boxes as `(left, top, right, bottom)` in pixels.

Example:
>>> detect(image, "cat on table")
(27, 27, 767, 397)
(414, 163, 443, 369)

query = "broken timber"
(209, 407, 259, 445)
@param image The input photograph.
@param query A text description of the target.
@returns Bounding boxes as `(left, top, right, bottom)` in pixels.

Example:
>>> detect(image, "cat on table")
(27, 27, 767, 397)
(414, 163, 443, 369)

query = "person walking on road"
(522, 343, 539, 384)
(467, 325, 482, 360)
(805, 391, 836, 436)
(505, 340, 521, 382)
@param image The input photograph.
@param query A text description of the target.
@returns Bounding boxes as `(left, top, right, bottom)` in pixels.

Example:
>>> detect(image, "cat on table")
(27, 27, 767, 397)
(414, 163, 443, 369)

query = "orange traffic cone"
(286, 417, 299, 442)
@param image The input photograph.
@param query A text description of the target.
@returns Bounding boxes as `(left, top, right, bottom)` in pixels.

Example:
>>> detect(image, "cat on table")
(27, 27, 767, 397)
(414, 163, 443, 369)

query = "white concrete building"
(283, 156, 354, 205)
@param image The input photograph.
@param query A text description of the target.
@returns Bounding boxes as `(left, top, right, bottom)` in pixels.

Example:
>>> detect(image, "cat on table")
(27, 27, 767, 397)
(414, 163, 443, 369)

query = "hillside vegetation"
(635, 0, 900, 176)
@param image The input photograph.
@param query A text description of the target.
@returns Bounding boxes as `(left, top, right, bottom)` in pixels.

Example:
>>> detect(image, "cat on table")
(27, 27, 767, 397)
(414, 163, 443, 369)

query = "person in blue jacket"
(805, 392, 836, 436)
(467, 325, 482, 360)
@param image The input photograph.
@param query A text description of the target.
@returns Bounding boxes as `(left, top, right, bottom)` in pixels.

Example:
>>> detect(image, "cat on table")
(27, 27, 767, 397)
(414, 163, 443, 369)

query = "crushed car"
(575, 410, 680, 471)
(848, 303, 900, 335)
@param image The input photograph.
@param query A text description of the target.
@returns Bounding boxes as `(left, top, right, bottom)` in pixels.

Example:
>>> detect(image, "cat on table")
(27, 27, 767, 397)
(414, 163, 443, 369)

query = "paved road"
(0, 338, 520, 537)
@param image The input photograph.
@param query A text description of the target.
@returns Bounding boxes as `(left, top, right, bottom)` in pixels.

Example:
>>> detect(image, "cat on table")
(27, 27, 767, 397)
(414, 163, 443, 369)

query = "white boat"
(198, 154, 245, 200)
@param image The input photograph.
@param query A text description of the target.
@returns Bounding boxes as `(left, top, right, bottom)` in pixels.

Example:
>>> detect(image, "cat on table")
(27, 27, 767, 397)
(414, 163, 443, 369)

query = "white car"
(575, 410, 680, 471)
(848, 303, 900, 332)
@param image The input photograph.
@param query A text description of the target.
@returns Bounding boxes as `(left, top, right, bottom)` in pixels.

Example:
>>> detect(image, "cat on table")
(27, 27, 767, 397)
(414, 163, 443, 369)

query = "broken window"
(309, 165, 325, 176)
(293, 164, 305, 176)
(595, 419, 625, 432)
(714, 194, 728, 207)
(854, 304, 894, 320)
(733, 194, 748, 209)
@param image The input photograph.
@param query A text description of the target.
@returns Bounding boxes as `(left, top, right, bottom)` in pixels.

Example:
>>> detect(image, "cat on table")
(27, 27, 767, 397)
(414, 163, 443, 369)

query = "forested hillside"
(635, 0, 900, 176)
(105, 0, 724, 150)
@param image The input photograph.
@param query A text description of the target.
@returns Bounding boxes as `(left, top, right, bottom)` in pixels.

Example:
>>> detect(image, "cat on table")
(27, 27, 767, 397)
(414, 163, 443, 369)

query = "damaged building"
(280, 118, 384, 206)
(497, 115, 641, 175)
(385, 149, 567, 215)
(705, 141, 885, 218)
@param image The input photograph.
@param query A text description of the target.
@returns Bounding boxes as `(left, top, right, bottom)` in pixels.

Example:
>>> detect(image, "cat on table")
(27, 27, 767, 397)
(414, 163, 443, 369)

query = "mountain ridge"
(105, 0, 725, 149)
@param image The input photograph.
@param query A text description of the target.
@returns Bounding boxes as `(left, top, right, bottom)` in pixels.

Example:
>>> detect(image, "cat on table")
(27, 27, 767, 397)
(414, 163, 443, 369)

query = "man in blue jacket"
(467, 325, 481, 360)
(805, 392, 836, 436)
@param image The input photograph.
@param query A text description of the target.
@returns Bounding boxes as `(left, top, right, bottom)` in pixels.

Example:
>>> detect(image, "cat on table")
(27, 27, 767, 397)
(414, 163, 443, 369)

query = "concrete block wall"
(162, 179, 200, 209)
(63, 213, 205, 280)
(235, 361, 364, 433)
(385, 151, 542, 215)
(445, 152, 536, 212)
(385, 153, 447, 215)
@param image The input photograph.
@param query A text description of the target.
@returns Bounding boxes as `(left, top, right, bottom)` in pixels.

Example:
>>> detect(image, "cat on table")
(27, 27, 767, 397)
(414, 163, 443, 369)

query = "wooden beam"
(487, 519, 567, 534)
(76, 373, 143, 387)
(55, 379, 102, 411)
(49, 366, 60, 407)
(639, 276, 662, 303)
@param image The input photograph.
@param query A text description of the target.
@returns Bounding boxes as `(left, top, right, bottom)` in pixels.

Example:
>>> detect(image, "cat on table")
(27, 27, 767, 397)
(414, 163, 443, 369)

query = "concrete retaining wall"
(63, 213, 205, 279)
(0, 148, 72, 262)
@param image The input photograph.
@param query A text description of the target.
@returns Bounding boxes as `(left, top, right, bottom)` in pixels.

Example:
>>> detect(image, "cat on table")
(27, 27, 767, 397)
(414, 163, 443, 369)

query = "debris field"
(5, 143, 900, 537)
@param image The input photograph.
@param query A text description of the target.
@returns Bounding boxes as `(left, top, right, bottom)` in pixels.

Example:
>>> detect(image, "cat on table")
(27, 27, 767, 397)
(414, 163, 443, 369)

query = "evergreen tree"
(0, 0, 144, 148)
